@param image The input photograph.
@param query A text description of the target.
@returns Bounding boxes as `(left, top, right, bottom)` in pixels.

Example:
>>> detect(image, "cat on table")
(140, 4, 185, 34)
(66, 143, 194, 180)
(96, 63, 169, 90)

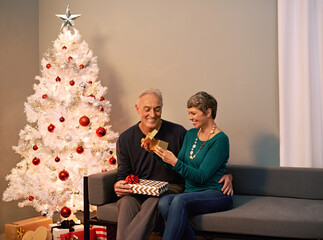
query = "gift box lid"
(7, 216, 52, 227)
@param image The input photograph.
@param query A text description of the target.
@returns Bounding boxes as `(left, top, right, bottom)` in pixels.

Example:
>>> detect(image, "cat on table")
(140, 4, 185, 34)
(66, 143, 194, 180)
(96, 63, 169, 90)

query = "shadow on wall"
(91, 32, 131, 134)
(254, 134, 280, 166)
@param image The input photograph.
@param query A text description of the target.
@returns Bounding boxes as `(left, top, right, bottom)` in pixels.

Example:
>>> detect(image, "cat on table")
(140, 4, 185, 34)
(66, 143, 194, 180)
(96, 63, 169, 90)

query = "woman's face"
(188, 107, 208, 128)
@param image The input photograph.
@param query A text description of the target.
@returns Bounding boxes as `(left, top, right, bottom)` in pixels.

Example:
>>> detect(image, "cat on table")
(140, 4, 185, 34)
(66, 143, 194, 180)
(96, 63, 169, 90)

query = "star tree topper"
(56, 5, 81, 30)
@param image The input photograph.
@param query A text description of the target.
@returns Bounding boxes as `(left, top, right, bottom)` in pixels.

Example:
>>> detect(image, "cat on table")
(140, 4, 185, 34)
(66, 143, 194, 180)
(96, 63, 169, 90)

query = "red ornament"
(69, 80, 75, 86)
(28, 195, 34, 201)
(59, 170, 69, 181)
(33, 145, 38, 151)
(96, 127, 106, 137)
(62, 46, 67, 50)
(99, 106, 104, 112)
(88, 94, 95, 98)
(55, 157, 60, 162)
(46, 63, 51, 69)
(76, 146, 84, 154)
(68, 56, 73, 61)
(79, 64, 84, 69)
(48, 124, 55, 132)
(87, 81, 92, 84)
(109, 157, 116, 165)
(56, 76, 61, 82)
(59, 117, 65, 122)
(60, 207, 71, 218)
(42, 94, 48, 99)
(79, 116, 90, 127)
(99, 96, 105, 101)
(125, 174, 140, 184)
(32, 157, 40, 165)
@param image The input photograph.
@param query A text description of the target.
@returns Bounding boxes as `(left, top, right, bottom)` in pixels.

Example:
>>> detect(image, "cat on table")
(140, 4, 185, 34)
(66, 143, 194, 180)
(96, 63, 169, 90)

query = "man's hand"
(218, 174, 233, 196)
(114, 180, 133, 197)
(141, 138, 154, 152)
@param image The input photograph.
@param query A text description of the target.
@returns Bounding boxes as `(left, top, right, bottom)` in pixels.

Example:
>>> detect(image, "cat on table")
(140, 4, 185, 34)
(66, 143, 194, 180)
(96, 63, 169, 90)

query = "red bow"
(125, 174, 140, 184)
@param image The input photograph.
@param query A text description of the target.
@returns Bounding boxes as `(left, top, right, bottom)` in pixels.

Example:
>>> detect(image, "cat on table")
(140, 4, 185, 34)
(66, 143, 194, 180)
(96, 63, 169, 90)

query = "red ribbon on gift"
(125, 174, 140, 184)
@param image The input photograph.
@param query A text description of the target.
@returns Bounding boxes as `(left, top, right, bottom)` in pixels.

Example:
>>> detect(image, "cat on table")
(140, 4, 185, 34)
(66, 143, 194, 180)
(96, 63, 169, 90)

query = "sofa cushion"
(227, 165, 323, 199)
(190, 195, 323, 239)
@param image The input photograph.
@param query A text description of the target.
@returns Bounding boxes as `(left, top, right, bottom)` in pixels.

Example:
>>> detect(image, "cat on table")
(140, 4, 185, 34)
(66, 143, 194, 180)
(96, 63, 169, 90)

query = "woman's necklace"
(189, 125, 216, 159)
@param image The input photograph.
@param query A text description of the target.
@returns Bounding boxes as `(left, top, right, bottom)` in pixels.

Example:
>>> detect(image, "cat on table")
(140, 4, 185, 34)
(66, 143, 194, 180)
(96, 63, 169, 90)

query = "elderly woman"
(152, 91, 233, 240)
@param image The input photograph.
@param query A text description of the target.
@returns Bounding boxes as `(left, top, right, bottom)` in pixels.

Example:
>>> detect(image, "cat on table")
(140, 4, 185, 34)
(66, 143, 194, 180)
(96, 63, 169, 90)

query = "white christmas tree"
(3, 6, 118, 220)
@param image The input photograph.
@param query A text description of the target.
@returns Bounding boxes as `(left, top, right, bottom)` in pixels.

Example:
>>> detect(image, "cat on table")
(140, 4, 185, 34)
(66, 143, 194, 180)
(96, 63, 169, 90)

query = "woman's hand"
(154, 146, 178, 167)
(218, 174, 233, 196)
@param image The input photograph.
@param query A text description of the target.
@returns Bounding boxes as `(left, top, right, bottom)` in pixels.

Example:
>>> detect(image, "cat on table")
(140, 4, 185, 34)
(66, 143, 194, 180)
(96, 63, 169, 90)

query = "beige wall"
(0, 0, 39, 235)
(1, 0, 278, 234)
(39, 0, 279, 165)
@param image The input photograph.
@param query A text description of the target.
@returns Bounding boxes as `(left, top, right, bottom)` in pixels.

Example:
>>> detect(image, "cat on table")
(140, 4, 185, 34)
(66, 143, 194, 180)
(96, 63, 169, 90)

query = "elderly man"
(114, 89, 232, 240)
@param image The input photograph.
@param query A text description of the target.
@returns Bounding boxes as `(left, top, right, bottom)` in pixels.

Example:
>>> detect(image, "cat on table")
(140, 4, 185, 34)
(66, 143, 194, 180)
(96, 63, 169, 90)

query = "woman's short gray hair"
(137, 88, 163, 106)
(187, 91, 218, 119)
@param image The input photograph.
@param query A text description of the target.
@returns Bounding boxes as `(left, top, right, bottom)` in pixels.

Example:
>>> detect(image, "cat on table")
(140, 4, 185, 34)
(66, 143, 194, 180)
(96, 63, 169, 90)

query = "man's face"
(136, 93, 162, 131)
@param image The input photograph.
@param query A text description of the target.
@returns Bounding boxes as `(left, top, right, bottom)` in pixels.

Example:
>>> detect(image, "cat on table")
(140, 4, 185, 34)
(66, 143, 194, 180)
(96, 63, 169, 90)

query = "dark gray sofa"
(84, 165, 323, 239)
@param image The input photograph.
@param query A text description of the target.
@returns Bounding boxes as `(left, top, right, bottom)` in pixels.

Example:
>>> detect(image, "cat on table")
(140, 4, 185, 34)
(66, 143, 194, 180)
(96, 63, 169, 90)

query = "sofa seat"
(190, 195, 323, 239)
(97, 202, 118, 223)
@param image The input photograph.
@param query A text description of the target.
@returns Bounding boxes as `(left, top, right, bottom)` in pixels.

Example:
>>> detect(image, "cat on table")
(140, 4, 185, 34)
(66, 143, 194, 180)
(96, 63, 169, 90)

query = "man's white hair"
(137, 88, 163, 106)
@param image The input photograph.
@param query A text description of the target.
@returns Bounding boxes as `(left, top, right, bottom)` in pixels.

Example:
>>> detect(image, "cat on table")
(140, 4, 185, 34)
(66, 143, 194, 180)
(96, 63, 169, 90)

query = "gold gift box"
(148, 139, 168, 151)
(5, 216, 52, 240)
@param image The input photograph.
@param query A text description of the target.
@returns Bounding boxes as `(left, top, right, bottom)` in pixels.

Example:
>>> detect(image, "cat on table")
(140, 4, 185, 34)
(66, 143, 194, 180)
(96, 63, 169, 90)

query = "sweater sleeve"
(174, 134, 229, 185)
(116, 134, 132, 182)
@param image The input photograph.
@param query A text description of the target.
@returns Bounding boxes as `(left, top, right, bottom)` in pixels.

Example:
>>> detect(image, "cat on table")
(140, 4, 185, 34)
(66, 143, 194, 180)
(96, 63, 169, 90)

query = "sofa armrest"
(88, 169, 117, 206)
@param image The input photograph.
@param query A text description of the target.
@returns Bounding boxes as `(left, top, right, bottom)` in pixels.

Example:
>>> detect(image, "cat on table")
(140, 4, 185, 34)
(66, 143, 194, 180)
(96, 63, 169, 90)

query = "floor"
(148, 232, 238, 240)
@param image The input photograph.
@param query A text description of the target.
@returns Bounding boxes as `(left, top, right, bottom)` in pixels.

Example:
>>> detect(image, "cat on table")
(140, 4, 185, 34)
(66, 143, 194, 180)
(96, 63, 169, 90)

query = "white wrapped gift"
(50, 224, 83, 240)
(128, 179, 169, 196)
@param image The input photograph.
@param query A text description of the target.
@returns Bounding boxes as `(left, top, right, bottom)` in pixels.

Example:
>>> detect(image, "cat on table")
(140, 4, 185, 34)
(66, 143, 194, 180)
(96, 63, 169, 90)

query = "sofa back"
(227, 165, 323, 200)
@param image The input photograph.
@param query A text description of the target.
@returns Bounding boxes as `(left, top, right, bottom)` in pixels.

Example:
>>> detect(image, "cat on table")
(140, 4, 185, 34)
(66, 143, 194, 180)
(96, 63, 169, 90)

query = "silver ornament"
(93, 101, 100, 107)
(65, 134, 72, 142)
(41, 210, 48, 216)
(50, 175, 57, 182)
(60, 63, 67, 69)
(96, 152, 102, 158)
(80, 82, 86, 88)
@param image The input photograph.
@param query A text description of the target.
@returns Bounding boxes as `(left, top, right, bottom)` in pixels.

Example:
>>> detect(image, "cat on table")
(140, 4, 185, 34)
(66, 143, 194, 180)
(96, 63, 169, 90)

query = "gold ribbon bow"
(17, 226, 25, 240)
